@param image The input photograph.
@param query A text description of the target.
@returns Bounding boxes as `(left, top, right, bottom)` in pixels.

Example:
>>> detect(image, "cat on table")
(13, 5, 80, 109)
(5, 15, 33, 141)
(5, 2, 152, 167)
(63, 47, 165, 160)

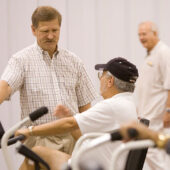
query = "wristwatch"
(156, 134, 167, 148)
(156, 133, 170, 148)
(28, 126, 34, 136)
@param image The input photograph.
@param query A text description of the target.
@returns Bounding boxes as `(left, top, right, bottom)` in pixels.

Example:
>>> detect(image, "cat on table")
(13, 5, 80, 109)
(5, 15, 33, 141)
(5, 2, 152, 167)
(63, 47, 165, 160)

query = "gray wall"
(1, 0, 170, 169)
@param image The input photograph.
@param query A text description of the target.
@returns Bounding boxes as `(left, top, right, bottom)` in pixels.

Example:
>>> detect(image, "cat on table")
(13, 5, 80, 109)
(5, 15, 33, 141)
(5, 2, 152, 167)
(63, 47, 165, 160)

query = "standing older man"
(135, 21, 170, 170)
(16, 57, 138, 170)
(0, 6, 97, 154)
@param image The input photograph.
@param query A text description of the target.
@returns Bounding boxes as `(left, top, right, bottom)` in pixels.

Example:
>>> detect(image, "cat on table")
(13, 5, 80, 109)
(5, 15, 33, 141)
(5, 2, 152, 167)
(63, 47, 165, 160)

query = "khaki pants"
(24, 133, 75, 154)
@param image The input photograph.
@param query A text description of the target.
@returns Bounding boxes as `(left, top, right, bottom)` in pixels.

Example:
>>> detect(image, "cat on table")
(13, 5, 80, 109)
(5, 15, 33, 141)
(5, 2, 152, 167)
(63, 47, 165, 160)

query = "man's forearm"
(71, 129, 82, 140)
(31, 117, 78, 136)
(0, 80, 11, 104)
(78, 103, 91, 113)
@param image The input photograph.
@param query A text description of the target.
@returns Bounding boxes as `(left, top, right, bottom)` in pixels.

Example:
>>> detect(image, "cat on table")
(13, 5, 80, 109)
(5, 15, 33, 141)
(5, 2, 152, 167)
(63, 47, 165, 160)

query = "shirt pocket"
(26, 76, 50, 97)
(141, 60, 156, 87)
(58, 76, 77, 100)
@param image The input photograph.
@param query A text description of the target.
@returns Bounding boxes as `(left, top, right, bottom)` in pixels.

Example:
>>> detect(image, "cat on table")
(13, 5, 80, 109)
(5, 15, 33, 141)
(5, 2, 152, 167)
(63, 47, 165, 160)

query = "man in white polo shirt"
(135, 21, 170, 170)
(16, 57, 138, 170)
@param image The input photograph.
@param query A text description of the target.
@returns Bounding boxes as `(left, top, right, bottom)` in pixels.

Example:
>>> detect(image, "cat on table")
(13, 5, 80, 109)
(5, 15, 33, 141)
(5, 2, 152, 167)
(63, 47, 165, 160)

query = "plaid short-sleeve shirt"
(1, 43, 97, 125)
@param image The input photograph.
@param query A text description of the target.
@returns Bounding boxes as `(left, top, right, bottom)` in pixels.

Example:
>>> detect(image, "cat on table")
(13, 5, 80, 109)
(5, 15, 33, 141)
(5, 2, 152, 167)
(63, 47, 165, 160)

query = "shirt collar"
(34, 41, 59, 58)
(149, 40, 162, 56)
(112, 92, 132, 99)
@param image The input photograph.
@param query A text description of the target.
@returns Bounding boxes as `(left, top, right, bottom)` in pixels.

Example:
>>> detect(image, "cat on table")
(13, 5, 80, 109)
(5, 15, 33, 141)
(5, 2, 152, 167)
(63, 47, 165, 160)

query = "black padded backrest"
(124, 118, 150, 170)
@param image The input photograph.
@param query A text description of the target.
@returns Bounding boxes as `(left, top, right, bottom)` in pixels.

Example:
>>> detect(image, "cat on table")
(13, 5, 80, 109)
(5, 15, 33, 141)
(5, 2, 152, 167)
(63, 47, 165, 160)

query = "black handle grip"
(16, 144, 50, 170)
(110, 128, 138, 141)
(8, 135, 25, 145)
(127, 128, 138, 138)
(29, 106, 48, 121)
(0, 135, 25, 148)
(110, 131, 122, 141)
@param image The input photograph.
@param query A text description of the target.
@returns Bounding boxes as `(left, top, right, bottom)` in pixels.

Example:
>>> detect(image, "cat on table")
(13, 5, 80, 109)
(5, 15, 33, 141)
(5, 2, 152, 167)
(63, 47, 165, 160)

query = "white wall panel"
(7, 0, 36, 55)
(0, 0, 9, 71)
(67, 0, 99, 90)
(0, 1, 38, 170)
(0, 1, 16, 169)
(96, 0, 127, 62)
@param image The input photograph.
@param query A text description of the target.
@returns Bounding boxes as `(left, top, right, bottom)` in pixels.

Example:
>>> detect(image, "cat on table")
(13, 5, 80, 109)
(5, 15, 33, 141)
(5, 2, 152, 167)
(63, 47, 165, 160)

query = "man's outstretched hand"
(53, 104, 72, 118)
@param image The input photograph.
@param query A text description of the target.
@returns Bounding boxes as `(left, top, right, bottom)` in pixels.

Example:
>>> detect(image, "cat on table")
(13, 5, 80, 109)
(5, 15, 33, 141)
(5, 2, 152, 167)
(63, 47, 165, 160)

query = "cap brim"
(95, 64, 107, 70)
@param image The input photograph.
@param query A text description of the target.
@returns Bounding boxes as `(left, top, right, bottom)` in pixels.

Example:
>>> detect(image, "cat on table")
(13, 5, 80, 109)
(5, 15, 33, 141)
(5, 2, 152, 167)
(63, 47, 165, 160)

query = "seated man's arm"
(78, 103, 91, 113)
(53, 103, 91, 140)
(0, 80, 11, 104)
(16, 117, 79, 138)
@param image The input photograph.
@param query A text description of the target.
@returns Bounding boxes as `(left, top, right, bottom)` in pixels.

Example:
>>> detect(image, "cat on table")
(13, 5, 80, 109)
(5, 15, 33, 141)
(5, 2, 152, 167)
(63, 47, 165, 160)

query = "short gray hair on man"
(150, 22, 159, 34)
(139, 21, 159, 36)
(114, 77, 135, 92)
(106, 71, 135, 92)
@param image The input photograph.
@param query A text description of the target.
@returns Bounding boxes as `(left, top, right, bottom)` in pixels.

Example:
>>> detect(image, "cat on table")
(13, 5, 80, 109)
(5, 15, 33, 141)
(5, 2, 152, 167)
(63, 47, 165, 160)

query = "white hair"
(139, 21, 159, 36)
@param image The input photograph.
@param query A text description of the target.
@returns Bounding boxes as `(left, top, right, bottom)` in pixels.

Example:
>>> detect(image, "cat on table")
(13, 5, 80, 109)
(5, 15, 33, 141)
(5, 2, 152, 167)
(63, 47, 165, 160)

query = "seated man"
(16, 57, 138, 170)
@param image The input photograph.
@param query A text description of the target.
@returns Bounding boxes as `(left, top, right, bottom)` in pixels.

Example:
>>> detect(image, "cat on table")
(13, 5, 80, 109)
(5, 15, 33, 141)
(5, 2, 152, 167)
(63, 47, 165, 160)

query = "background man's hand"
(53, 104, 72, 118)
(120, 121, 158, 142)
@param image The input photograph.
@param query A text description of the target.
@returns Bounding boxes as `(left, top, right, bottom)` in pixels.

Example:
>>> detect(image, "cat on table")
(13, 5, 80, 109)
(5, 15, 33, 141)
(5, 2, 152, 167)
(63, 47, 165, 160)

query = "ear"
(153, 31, 158, 37)
(108, 77, 114, 88)
(31, 25, 37, 36)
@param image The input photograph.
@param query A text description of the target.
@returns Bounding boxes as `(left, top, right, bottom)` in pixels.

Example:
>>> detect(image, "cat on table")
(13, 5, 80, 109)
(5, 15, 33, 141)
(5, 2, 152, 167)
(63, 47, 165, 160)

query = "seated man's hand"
(15, 128, 30, 142)
(120, 121, 170, 150)
(120, 121, 158, 142)
(53, 104, 72, 118)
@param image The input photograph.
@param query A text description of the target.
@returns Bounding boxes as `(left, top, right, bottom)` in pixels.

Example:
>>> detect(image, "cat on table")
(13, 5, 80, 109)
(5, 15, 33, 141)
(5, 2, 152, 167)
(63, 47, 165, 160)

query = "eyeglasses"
(98, 71, 113, 80)
(98, 71, 103, 79)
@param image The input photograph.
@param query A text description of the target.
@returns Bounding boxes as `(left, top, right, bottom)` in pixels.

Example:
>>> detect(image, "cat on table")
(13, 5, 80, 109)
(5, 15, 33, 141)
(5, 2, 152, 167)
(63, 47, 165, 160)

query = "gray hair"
(139, 21, 159, 36)
(150, 23, 159, 34)
(106, 71, 135, 92)
(114, 77, 135, 92)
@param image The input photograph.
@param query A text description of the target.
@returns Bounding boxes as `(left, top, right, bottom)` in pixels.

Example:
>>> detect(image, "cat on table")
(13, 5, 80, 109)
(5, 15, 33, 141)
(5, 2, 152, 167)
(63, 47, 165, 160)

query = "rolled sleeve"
(1, 57, 24, 95)
(76, 64, 97, 107)
(74, 101, 112, 134)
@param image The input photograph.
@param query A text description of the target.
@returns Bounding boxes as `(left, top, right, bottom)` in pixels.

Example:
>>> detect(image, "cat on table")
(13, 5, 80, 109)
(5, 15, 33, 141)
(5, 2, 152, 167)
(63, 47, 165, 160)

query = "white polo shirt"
(73, 92, 137, 169)
(134, 41, 170, 170)
(134, 41, 170, 131)
(75, 92, 137, 133)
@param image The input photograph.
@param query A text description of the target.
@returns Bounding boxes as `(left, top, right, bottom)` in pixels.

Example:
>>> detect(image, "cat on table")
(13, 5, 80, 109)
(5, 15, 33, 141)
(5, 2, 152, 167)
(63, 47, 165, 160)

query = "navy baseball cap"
(95, 57, 138, 83)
